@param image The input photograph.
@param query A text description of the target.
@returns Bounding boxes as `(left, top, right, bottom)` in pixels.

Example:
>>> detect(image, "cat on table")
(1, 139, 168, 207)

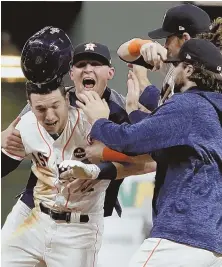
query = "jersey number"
(32, 152, 48, 167)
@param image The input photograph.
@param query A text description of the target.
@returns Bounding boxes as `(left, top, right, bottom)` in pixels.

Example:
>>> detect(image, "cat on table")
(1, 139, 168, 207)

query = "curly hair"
(197, 17, 222, 50)
(190, 17, 222, 92)
(187, 63, 222, 93)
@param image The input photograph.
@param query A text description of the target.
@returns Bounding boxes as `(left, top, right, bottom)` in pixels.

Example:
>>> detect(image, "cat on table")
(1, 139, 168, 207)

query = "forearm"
(97, 154, 156, 180)
(128, 110, 150, 123)
(102, 147, 154, 164)
(90, 100, 191, 154)
(114, 160, 156, 180)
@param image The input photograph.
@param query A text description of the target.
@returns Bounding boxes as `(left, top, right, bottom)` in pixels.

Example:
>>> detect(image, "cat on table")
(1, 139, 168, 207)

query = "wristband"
(102, 147, 133, 163)
(96, 162, 117, 180)
(128, 39, 153, 57)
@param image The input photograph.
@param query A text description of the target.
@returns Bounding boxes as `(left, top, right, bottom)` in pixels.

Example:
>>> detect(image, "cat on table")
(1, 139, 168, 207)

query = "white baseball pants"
(2, 206, 104, 267)
(2, 199, 32, 244)
(129, 238, 222, 267)
(2, 199, 47, 267)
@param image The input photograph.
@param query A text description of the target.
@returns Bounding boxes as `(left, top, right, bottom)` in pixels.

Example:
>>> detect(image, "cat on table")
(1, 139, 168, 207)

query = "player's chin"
(45, 124, 59, 134)
(83, 85, 96, 91)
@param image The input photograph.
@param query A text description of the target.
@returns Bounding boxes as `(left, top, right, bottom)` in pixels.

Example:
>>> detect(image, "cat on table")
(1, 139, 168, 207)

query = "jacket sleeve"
(119, 55, 153, 69)
(139, 85, 160, 111)
(1, 150, 22, 177)
(90, 97, 193, 155)
(128, 110, 150, 124)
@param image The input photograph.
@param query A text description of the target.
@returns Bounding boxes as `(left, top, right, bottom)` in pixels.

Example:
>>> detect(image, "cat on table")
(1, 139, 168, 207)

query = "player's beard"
(174, 82, 185, 93)
(173, 69, 186, 93)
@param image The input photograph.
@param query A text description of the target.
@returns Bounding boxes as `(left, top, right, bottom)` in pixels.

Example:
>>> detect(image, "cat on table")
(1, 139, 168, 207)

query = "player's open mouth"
(45, 121, 58, 126)
(82, 78, 96, 89)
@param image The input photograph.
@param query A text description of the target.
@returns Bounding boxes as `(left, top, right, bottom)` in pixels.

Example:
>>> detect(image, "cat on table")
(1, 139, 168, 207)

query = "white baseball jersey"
(3, 106, 110, 214)
(159, 63, 175, 105)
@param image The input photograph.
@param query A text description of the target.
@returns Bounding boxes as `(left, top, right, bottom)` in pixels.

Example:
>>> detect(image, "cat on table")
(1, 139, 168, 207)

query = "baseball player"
(1, 73, 155, 267)
(64, 39, 222, 266)
(1, 28, 157, 265)
(1, 26, 74, 250)
(118, 4, 211, 106)
(1, 35, 156, 232)
(1, 81, 105, 267)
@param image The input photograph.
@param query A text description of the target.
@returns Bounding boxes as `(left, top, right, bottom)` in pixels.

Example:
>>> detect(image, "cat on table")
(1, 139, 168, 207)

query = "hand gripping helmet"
(21, 26, 74, 85)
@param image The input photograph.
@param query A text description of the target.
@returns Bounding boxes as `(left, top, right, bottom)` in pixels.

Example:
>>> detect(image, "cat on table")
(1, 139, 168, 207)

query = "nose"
(83, 63, 94, 72)
(45, 108, 56, 122)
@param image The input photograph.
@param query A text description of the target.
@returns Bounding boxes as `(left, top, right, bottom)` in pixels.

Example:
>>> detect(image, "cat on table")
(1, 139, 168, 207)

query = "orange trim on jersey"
(37, 121, 52, 160)
(92, 224, 99, 267)
(62, 108, 80, 161)
(142, 239, 162, 267)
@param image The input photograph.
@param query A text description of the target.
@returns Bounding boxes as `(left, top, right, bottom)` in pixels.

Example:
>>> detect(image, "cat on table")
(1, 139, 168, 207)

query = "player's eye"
(75, 62, 87, 68)
(172, 62, 180, 67)
(90, 61, 103, 67)
(52, 105, 59, 109)
(37, 108, 46, 113)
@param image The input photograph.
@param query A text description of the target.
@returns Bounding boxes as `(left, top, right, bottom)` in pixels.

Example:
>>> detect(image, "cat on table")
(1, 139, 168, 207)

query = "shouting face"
(70, 58, 115, 98)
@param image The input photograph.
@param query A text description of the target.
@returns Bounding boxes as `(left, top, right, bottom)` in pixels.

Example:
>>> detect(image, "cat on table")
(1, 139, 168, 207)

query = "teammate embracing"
(61, 38, 222, 267)
(1, 27, 156, 267)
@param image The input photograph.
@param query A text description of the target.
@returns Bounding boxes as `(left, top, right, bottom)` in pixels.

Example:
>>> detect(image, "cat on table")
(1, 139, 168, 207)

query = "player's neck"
(181, 81, 196, 92)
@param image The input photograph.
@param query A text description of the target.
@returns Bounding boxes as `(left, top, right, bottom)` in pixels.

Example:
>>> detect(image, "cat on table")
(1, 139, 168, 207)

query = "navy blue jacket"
(90, 87, 222, 253)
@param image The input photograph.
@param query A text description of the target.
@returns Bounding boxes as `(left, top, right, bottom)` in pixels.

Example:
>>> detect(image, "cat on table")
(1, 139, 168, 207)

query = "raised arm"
(59, 154, 156, 182)
(77, 91, 191, 155)
(117, 38, 167, 71)
(1, 103, 31, 154)
(1, 112, 28, 177)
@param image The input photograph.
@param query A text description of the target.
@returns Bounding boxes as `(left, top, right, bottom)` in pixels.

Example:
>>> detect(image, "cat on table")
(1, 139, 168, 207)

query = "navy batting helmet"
(21, 26, 74, 85)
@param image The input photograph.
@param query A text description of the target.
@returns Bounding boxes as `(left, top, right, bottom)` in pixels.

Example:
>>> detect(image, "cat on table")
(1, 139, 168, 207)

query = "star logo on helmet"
(84, 43, 97, 51)
(186, 54, 191, 60)
(50, 28, 60, 34)
(35, 56, 43, 65)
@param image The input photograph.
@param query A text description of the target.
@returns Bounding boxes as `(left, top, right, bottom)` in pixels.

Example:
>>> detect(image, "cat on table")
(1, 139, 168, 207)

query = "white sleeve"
(1, 148, 24, 161)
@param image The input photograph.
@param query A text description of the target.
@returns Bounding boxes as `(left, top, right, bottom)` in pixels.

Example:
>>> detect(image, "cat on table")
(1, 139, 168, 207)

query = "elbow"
(117, 39, 140, 62)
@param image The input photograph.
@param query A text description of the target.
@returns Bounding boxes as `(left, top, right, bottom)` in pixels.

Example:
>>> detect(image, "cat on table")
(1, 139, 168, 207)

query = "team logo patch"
(50, 27, 60, 34)
(35, 56, 43, 64)
(74, 147, 86, 158)
(84, 43, 97, 51)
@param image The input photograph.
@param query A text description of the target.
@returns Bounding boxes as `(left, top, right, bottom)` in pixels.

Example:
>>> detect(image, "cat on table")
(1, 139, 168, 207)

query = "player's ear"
(182, 32, 191, 41)
(184, 64, 194, 77)
(65, 92, 70, 105)
(27, 99, 32, 109)
(69, 66, 74, 81)
(107, 67, 115, 80)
